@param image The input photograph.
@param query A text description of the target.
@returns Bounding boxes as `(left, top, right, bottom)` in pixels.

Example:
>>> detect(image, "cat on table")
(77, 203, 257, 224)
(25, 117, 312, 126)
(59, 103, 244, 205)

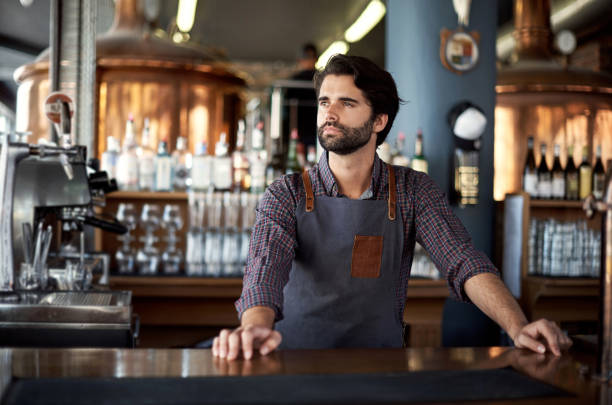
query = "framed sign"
(440, 28, 480, 75)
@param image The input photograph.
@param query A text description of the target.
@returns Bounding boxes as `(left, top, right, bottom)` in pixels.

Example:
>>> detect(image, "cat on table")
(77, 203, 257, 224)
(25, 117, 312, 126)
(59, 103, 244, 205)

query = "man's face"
(316, 74, 376, 155)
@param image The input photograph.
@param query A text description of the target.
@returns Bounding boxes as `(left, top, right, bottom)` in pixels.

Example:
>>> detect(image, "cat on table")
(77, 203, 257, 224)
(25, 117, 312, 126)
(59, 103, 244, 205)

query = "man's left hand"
(512, 319, 572, 356)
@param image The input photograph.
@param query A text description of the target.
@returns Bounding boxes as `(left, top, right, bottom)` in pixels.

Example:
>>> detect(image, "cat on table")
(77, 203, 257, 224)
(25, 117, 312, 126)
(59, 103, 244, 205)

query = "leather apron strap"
(302, 171, 315, 212)
(303, 165, 396, 219)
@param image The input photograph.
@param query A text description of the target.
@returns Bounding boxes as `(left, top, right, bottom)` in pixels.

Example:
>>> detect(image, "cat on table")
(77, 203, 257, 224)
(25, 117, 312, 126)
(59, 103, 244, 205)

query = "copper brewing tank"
(13, 0, 246, 157)
(494, 0, 612, 201)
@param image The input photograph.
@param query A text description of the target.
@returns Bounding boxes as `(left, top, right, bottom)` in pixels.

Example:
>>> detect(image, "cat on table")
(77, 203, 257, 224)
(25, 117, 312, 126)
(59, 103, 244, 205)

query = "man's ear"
(373, 114, 388, 133)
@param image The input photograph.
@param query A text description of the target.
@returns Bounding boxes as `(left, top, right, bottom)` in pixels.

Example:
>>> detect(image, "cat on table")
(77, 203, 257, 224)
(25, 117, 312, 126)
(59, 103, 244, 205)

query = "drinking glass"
(116, 203, 138, 274)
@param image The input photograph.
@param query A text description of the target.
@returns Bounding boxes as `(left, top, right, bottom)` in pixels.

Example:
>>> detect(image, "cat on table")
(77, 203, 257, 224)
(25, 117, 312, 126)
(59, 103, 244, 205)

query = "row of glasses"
(186, 191, 260, 277)
(115, 203, 183, 275)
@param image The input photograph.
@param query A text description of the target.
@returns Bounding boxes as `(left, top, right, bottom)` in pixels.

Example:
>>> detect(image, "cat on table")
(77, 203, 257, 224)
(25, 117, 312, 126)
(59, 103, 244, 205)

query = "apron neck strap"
(388, 165, 397, 221)
(302, 170, 315, 212)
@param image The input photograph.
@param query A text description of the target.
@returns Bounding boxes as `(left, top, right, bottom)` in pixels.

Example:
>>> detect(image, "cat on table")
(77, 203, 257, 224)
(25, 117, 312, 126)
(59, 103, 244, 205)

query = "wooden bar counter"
(0, 346, 608, 404)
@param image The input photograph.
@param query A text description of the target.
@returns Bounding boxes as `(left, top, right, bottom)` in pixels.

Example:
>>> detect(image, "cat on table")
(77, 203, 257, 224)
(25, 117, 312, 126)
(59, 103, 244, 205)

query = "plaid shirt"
(235, 152, 499, 321)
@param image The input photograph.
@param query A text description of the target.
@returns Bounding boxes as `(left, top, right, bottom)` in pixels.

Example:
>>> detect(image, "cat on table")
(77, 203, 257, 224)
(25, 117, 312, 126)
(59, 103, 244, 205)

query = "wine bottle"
(565, 145, 579, 200)
(537, 143, 551, 199)
(523, 136, 538, 198)
(593, 145, 605, 200)
(285, 129, 302, 175)
(154, 138, 173, 192)
(411, 128, 428, 174)
(551, 144, 565, 199)
(579, 145, 592, 199)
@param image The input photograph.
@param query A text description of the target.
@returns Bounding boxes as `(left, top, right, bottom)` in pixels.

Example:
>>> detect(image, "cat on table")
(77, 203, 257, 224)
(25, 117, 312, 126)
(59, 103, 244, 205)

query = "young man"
(213, 54, 572, 360)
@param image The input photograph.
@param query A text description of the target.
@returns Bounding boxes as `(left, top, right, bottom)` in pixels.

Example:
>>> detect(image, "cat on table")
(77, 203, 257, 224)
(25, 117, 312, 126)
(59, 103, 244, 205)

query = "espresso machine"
(0, 98, 136, 348)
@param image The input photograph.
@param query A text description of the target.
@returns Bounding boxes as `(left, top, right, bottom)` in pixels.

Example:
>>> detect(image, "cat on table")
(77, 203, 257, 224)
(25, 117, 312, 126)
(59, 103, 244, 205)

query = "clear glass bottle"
(285, 129, 302, 175)
(551, 144, 565, 199)
(101, 136, 120, 181)
(138, 118, 155, 191)
(579, 145, 593, 199)
(116, 115, 140, 190)
(249, 120, 268, 194)
(411, 128, 428, 174)
(212, 132, 233, 192)
(172, 136, 192, 191)
(537, 143, 551, 199)
(232, 120, 250, 192)
(154, 138, 173, 192)
(191, 142, 212, 192)
(523, 136, 538, 198)
(391, 132, 410, 167)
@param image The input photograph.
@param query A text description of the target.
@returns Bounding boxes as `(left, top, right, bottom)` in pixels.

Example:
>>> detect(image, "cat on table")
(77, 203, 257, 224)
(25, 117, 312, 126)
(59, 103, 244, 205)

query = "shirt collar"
(317, 151, 384, 199)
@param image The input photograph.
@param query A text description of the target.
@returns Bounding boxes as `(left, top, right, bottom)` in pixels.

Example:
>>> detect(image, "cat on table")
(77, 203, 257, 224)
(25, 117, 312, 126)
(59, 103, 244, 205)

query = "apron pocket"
(351, 235, 383, 278)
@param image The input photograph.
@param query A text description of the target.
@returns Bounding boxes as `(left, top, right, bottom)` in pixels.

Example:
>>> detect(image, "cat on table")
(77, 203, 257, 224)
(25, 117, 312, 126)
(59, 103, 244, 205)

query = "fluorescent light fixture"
(344, 0, 386, 43)
(315, 41, 350, 70)
(177, 0, 198, 32)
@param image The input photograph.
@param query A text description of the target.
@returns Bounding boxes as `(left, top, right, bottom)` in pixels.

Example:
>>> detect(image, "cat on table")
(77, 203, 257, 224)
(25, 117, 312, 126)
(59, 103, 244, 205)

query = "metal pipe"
(48, 0, 61, 144)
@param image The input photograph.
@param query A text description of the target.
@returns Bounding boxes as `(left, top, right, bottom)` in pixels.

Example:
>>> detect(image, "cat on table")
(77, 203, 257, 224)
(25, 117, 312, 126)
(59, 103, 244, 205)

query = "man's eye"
(343, 102, 354, 107)
(319, 101, 328, 107)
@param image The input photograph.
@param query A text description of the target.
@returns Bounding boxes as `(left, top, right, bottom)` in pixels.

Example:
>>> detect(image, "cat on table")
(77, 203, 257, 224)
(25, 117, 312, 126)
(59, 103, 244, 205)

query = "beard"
(317, 117, 375, 155)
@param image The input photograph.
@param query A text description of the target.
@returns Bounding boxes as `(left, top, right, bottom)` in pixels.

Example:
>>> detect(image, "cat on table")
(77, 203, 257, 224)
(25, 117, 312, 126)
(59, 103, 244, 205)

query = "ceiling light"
(344, 0, 386, 43)
(177, 0, 198, 32)
(315, 41, 350, 70)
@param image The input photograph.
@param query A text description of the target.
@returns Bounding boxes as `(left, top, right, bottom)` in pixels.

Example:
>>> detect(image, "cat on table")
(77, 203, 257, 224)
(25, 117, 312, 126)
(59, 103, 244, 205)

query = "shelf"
(406, 278, 448, 298)
(529, 199, 584, 208)
(106, 191, 188, 200)
(109, 276, 243, 298)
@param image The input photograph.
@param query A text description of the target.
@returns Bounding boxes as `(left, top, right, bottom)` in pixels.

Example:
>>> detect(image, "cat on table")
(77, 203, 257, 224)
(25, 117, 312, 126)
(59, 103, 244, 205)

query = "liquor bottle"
(116, 115, 140, 191)
(551, 144, 565, 200)
(138, 118, 155, 191)
(191, 142, 212, 192)
(100, 136, 120, 181)
(593, 145, 606, 200)
(285, 129, 302, 175)
(523, 136, 538, 198)
(154, 138, 173, 191)
(411, 128, 428, 174)
(212, 132, 233, 192)
(232, 120, 250, 192)
(172, 136, 192, 191)
(391, 132, 410, 167)
(266, 135, 285, 187)
(249, 121, 267, 194)
(537, 143, 551, 199)
(579, 145, 593, 199)
(565, 145, 579, 200)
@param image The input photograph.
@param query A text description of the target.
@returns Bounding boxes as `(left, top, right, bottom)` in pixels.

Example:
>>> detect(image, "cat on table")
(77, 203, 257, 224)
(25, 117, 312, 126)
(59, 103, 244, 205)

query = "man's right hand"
(212, 305, 280, 360)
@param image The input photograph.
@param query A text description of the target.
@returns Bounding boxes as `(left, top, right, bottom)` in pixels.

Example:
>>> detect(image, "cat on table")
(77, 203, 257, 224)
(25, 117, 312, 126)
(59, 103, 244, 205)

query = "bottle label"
(139, 157, 155, 190)
(594, 173, 606, 199)
(192, 156, 212, 191)
(174, 164, 189, 189)
(524, 173, 538, 197)
(566, 173, 578, 199)
(537, 178, 551, 199)
(116, 154, 139, 190)
(552, 174, 565, 198)
(155, 156, 173, 191)
(101, 152, 118, 180)
(213, 157, 233, 190)
(412, 158, 428, 174)
(579, 167, 593, 199)
(250, 159, 267, 191)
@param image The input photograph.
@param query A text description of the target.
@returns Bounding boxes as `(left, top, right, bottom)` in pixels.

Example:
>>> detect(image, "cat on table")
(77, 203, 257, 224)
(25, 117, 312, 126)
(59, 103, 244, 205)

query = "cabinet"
(502, 192, 600, 334)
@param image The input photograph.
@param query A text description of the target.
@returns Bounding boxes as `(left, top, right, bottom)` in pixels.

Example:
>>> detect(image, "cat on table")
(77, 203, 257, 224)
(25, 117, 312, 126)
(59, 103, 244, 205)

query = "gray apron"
(276, 165, 405, 349)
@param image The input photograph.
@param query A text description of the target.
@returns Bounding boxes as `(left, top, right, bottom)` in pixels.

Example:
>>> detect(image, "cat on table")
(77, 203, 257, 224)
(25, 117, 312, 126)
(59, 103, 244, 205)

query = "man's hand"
(212, 325, 282, 360)
(512, 319, 572, 356)
(212, 305, 280, 360)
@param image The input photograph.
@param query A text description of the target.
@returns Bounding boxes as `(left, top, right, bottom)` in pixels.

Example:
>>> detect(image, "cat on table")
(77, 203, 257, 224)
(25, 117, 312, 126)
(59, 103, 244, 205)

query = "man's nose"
(324, 103, 339, 122)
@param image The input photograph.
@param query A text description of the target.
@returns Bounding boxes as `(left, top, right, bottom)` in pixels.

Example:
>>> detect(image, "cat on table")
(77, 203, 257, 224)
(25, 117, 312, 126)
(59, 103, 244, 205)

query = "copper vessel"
(494, 0, 612, 201)
(14, 0, 246, 157)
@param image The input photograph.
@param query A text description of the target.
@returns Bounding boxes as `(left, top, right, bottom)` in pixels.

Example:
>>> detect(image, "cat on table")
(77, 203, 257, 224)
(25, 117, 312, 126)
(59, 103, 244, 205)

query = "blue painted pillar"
(386, 0, 498, 257)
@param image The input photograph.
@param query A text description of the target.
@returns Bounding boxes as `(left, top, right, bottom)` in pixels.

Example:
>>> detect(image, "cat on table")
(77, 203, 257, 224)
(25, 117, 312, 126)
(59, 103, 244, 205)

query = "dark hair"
(301, 43, 318, 60)
(313, 54, 401, 145)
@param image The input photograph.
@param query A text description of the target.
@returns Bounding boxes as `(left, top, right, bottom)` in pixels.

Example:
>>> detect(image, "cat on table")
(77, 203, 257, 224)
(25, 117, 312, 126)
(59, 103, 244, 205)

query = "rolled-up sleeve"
(413, 172, 499, 302)
(235, 176, 299, 321)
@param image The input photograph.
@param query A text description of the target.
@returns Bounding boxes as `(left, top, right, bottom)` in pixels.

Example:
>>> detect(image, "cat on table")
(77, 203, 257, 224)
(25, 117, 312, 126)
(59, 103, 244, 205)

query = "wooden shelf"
(106, 191, 188, 200)
(529, 199, 584, 208)
(109, 276, 243, 298)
